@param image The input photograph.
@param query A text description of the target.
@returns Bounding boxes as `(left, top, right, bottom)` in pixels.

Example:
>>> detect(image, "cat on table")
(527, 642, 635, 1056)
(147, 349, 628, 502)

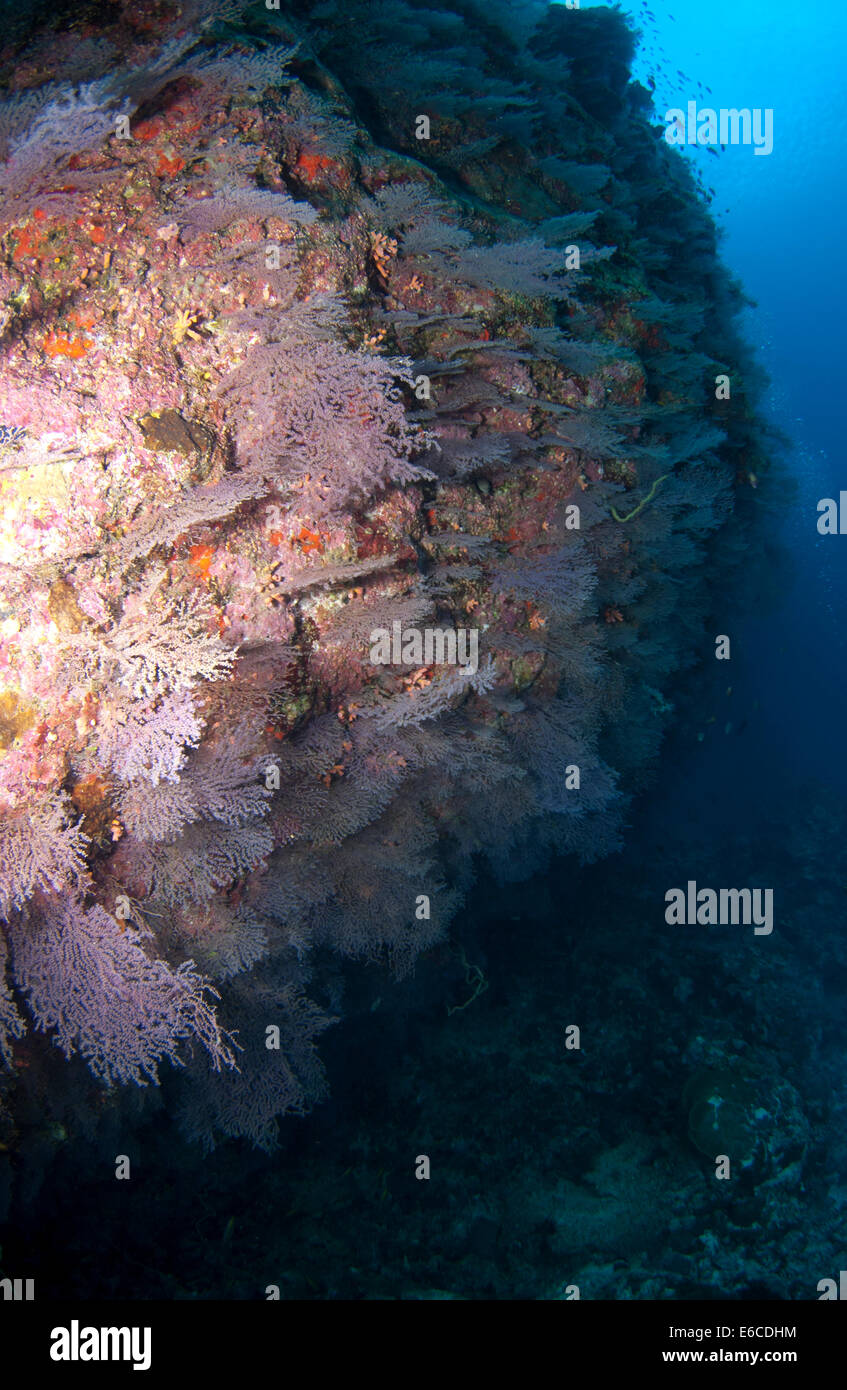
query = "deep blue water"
(597, 0, 847, 813)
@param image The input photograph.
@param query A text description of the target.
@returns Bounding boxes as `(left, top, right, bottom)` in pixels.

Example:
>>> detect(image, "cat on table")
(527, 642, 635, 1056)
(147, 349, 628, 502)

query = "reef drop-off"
(0, 0, 771, 1157)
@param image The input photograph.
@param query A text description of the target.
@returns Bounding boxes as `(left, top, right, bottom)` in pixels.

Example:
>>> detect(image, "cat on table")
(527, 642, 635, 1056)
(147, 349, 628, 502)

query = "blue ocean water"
(587, 0, 847, 821)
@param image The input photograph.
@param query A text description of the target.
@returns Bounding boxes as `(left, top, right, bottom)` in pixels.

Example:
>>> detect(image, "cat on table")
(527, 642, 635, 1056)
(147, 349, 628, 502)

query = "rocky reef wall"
(0, 0, 770, 1153)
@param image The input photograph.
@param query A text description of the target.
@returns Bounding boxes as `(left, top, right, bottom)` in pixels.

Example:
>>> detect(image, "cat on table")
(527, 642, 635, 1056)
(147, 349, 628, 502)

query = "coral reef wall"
(0, 0, 768, 1152)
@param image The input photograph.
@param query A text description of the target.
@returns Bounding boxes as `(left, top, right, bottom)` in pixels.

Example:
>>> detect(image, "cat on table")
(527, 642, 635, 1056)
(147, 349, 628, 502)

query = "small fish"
(222, 1216, 236, 1246)
(706, 146, 719, 157)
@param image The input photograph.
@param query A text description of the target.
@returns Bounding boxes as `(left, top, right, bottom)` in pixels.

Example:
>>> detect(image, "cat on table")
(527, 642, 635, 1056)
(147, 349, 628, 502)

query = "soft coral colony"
(0, 0, 768, 1151)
